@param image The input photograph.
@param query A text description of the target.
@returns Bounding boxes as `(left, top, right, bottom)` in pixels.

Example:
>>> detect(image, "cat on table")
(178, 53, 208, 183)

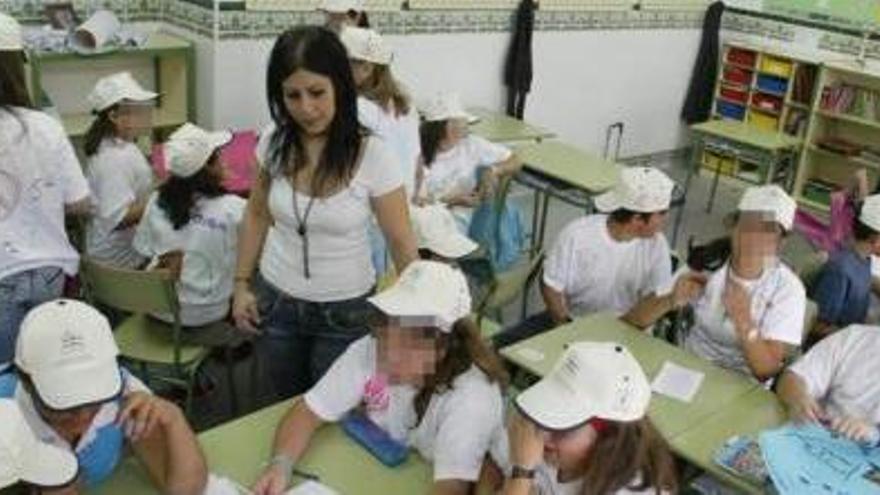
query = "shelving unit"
(793, 62, 880, 212)
(27, 32, 195, 140)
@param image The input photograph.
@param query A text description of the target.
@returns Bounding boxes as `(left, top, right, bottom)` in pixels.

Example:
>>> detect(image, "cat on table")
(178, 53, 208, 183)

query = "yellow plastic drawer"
(759, 55, 793, 78)
(702, 151, 736, 176)
(748, 111, 780, 131)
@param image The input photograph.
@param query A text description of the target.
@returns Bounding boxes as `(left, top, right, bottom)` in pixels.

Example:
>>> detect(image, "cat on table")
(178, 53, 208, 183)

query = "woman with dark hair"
(319, 0, 370, 32)
(232, 26, 418, 399)
(134, 123, 246, 328)
(496, 342, 677, 495)
(83, 72, 157, 269)
(0, 13, 91, 363)
(252, 261, 508, 495)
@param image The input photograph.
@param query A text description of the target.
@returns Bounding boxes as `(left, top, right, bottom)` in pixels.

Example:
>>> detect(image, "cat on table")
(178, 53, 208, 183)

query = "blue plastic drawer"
(756, 74, 788, 96)
(717, 100, 746, 120)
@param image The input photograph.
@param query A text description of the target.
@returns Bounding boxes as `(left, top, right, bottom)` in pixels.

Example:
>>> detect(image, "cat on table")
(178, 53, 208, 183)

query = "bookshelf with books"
(793, 63, 880, 212)
(707, 43, 818, 182)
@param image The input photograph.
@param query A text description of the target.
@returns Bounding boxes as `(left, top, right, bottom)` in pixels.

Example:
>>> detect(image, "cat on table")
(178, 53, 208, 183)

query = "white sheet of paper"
(650, 361, 705, 403)
(286, 481, 339, 495)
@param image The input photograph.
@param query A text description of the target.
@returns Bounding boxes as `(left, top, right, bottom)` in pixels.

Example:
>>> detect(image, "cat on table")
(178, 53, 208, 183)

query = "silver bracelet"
(268, 454, 294, 485)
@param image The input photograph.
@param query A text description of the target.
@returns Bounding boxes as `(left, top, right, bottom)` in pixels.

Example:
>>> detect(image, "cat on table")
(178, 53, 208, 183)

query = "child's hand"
(829, 415, 878, 443)
(508, 410, 545, 469)
(117, 392, 182, 443)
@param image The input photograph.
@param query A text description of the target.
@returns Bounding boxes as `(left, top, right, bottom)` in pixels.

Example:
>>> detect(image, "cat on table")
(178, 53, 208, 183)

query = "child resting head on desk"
(252, 260, 508, 495)
(414, 93, 522, 227)
(0, 300, 207, 495)
(489, 341, 677, 495)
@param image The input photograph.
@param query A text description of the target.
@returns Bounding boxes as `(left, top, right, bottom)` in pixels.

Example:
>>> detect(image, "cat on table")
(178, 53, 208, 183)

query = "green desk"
(687, 120, 802, 216)
(669, 387, 787, 495)
(512, 141, 620, 257)
(94, 400, 432, 494)
(468, 107, 556, 144)
(499, 313, 758, 439)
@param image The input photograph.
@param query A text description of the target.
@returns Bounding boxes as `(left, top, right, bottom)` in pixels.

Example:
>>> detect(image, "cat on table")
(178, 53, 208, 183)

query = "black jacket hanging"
(504, 0, 535, 119)
(681, 1, 725, 124)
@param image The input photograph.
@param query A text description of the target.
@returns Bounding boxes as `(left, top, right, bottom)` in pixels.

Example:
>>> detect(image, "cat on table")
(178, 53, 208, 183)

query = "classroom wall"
(210, 28, 701, 157)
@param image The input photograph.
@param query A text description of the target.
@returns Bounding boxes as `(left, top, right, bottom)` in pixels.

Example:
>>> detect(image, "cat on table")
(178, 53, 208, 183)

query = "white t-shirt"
(358, 97, 420, 199)
(86, 138, 154, 268)
(133, 193, 246, 326)
(257, 127, 403, 302)
(790, 324, 880, 423)
(0, 108, 90, 280)
(683, 262, 806, 379)
(421, 135, 512, 201)
(304, 336, 504, 482)
(542, 215, 672, 318)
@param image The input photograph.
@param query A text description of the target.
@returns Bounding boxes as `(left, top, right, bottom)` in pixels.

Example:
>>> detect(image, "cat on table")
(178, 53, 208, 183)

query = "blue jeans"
(253, 275, 373, 399)
(0, 266, 66, 363)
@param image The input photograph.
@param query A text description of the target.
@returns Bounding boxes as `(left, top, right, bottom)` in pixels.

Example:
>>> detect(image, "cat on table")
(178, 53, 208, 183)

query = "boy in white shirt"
(251, 261, 508, 495)
(494, 167, 681, 348)
(777, 324, 880, 443)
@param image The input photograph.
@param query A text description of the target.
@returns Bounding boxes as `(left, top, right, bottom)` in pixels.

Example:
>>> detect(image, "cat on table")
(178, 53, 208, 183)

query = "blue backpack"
(467, 172, 525, 273)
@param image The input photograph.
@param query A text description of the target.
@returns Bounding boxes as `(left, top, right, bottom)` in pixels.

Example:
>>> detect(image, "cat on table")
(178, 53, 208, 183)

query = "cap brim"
(21, 442, 79, 488)
(515, 376, 598, 431)
(593, 190, 621, 213)
(368, 289, 452, 330)
(208, 130, 233, 151)
(30, 361, 122, 411)
(426, 235, 478, 259)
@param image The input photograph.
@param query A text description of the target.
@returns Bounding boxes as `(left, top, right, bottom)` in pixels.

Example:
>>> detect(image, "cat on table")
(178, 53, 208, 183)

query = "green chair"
(80, 257, 227, 416)
(473, 251, 545, 339)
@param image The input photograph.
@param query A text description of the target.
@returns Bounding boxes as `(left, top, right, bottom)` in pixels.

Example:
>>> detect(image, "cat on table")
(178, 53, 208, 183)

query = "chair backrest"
(80, 257, 180, 316)
(794, 250, 829, 293)
(476, 250, 544, 317)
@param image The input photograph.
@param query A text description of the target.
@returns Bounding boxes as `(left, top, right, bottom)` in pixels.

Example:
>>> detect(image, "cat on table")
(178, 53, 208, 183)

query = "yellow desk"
(468, 107, 556, 144)
(669, 387, 787, 494)
(511, 141, 620, 256)
(93, 400, 432, 494)
(499, 313, 759, 439)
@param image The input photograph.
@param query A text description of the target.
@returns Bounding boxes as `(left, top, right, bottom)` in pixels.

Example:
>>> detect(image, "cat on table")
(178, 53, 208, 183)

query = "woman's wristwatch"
(510, 465, 536, 480)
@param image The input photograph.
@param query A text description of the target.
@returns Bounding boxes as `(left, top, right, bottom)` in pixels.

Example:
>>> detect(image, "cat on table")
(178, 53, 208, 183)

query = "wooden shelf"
(717, 95, 747, 107)
(720, 80, 750, 91)
(787, 101, 810, 110)
(753, 86, 787, 98)
(816, 110, 880, 130)
(750, 105, 781, 117)
(808, 145, 880, 170)
(724, 61, 756, 71)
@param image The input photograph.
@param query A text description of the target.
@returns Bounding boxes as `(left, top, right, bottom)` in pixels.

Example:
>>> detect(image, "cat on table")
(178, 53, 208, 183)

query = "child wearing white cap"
(411, 203, 479, 261)
(340, 27, 420, 199)
(489, 342, 677, 495)
(809, 194, 880, 341)
(133, 123, 246, 328)
(83, 71, 158, 269)
(777, 324, 880, 445)
(0, 300, 207, 494)
(493, 167, 680, 348)
(251, 261, 507, 495)
(642, 185, 806, 384)
(319, 0, 369, 31)
(0, 13, 91, 364)
(415, 92, 522, 230)
(0, 399, 79, 492)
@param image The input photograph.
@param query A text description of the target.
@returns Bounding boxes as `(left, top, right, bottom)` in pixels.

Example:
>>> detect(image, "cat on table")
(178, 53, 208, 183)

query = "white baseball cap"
(87, 72, 158, 113)
(594, 166, 674, 214)
(15, 300, 122, 411)
(0, 400, 79, 489)
(516, 342, 651, 430)
(860, 194, 880, 232)
(319, 0, 365, 13)
(0, 13, 23, 51)
(411, 204, 478, 259)
(368, 260, 472, 332)
(166, 123, 232, 178)
(421, 92, 476, 123)
(737, 184, 796, 232)
(340, 27, 392, 65)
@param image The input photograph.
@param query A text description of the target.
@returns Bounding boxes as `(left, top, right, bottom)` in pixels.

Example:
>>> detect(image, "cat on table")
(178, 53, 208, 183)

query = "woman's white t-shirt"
(0, 108, 90, 280)
(133, 193, 246, 326)
(358, 97, 420, 198)
(304, 336, 505, 482)
(86, 138, 154, 268)
(257, 127, 403, 302)
(683, 262, 806, 379)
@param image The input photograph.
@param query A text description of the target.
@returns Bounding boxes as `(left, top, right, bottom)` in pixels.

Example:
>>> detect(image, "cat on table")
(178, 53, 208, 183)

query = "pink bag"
(151, 130, 259, 195)
(793, 190, 854, 253)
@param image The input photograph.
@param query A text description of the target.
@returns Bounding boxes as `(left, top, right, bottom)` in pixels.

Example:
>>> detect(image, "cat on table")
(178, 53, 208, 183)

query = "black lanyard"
(291, 185, 317, 279)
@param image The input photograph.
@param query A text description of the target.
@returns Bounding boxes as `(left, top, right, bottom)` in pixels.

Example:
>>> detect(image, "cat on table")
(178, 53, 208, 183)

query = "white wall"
(209, 28, 702, 157)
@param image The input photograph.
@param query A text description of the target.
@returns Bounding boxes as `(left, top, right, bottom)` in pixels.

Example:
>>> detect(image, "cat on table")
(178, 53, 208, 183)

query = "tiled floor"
(185, 155, 822, 432)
